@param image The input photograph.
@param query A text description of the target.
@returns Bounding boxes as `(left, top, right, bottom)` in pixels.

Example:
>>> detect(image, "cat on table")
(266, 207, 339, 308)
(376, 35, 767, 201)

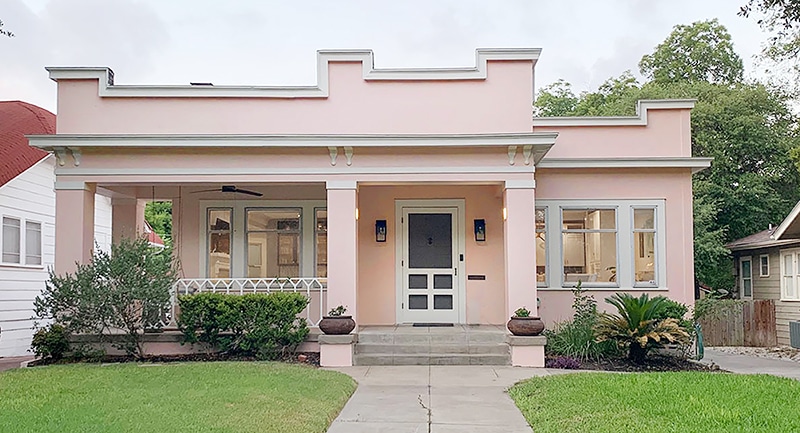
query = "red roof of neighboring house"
(144, 221, 165, 247)
(0, 101, 53, 187)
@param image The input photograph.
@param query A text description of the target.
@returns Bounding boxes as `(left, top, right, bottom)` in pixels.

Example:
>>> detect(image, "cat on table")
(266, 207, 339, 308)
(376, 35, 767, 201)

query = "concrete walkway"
(0, 356, 34, 373)
(702, 348, 800, 380)
(326, 366, 563, 432)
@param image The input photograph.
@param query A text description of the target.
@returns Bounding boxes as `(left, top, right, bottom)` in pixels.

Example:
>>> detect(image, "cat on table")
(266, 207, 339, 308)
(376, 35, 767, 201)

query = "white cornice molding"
(53, 165, 536, 177)
(45, 48, 541, 99)
(532, 100, 696, 127)
(28, 132, 558, 150)
(537, 157, 712, 173)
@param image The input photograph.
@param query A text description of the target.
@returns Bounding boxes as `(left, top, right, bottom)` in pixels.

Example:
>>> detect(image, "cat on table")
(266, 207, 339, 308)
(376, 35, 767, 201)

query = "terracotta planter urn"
(319, 316, 356, 335)
(507, 316, 545, 336)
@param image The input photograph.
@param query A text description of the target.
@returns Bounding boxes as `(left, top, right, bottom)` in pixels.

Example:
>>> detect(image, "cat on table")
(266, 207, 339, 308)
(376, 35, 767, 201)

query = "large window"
(1, 216, 42, 266)
(633, 208, 656, 287)
(780, 251, 800, 301)
(207, 208, 232, 278)
(536, 207, 547, 287)
(561, 209, 617, 286)
(246, 209, 301, 278)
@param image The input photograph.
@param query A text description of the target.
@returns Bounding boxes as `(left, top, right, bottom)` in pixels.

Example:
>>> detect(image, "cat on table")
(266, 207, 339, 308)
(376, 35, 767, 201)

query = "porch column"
(503, 180, 538, 317)
(326, 180, 359, 320)
(54, 181, 96, 275)
(111, 198, 146, 243)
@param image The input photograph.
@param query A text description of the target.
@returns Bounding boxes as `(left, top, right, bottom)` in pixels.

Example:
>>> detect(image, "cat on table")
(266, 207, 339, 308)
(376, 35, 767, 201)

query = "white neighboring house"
(0, 101, 112, 357)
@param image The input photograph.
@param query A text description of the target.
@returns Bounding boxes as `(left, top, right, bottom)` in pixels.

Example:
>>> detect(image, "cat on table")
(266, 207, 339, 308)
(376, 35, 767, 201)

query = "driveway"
(326, 366, 570, 433)
(0, 356, 34, 373)
(702, 348, 800, 380)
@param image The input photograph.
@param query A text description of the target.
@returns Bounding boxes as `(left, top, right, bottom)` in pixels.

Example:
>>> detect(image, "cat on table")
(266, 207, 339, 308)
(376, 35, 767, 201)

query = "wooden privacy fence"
(698, 300, 777, 347)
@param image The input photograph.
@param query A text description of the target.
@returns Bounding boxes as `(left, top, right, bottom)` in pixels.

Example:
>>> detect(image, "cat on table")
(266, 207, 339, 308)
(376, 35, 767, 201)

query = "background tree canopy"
(144, 201, 172, 246)
(535, 19, 800, 291)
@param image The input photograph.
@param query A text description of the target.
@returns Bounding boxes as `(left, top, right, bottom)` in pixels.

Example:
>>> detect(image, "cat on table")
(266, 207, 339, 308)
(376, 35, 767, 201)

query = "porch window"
(246, 209, 301, 278)
(561, 208, 617, 286)
(633, 208, 656, 287)
(2, 217, 21, 264)
(25, 221, 42, 265)
(780, 251, 800, 301)
(536, 207, 547, 287)
(207, 208, 232, 278)
(315, 209, 327, 278)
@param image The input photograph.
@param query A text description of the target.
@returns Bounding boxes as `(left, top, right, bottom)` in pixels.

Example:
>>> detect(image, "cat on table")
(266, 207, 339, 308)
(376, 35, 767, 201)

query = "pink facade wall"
(534, 168, 695, 324)
(55, 61, 533, 135)
(358, 185, 506, 325)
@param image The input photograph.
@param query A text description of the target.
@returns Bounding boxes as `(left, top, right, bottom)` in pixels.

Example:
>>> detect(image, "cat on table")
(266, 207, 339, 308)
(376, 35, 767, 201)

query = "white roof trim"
(28, 132, 558, 149)
(45, 48, 541, 99)
(532, 100, 696, 127)
(771, 200, 800, 240)
(537, 157, 712, 173)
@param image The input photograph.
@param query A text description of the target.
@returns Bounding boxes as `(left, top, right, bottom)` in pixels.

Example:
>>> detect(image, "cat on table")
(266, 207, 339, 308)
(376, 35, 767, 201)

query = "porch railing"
(161, 278, 328, 328)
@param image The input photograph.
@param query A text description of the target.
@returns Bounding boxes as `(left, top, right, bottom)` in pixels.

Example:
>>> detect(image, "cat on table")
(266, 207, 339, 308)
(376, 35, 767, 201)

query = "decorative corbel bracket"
(68, 147, 82, 166)
(328, 146, 338, 166)
(523, 145, 533, 165)
(53, 147, 68, 166)
(344, 146, 354, 166)
(508, 146, 518, 165)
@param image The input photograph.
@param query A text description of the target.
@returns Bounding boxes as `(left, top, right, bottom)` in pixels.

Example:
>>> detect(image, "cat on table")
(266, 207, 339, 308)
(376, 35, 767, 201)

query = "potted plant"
(319, 305, 356, 335)
(507, 307, 545, 336)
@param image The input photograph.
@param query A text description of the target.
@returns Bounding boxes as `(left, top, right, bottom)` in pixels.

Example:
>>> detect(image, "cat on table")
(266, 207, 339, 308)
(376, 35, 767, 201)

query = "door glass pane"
(409, 295, 427, 310)
(316, 209, 327, 278)
(2, 217, 20, 263)
(408, 213, 452, 268)
(744, 279, 752, 297)
(742, 260, 751, 279)
(25, 221, 42, 265)
(433, 274, 452, 289)
(208, 209, 231, 278)
(409, 274, 428, 289)
(434, 295, 453, 310)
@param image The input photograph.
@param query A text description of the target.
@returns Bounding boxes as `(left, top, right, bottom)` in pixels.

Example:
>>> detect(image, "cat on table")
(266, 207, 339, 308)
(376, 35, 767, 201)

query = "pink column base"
(511, 346, 545, 367)
(320, 344, 354, 367)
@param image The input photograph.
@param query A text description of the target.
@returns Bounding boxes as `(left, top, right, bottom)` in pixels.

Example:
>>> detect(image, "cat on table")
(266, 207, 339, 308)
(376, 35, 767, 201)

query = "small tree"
(34, 237, 179, 359)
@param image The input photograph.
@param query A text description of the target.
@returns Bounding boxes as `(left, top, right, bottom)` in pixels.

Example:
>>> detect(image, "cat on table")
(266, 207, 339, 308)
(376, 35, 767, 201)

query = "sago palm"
(595, 293, 690, 363)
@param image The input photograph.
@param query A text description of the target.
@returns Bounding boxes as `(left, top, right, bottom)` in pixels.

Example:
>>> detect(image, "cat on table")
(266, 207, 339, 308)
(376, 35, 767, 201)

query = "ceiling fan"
(192, 185, 263, 197)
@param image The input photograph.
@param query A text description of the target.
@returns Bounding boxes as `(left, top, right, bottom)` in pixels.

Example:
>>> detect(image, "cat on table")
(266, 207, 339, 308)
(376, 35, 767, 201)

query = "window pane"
(785, 255, 793, 276)
(563, 209, 616, 230)
(744, 279, 752, 297)
(784, 276, 794, 299)
(2, 217, 21, 263)
(634, 232, 655, 284)
(209, 231, 230, 278)
(633, 208, 655, 230)
(208, 210, 231, 231)
(247, 209, 301, 231)
(247, 231, 300, 278)
(760, 256, 769, 276)
(742, 260, 751, 279)
(563, 232, 617, 283)
(316, 209, 327, 278)
(25, 221, 42, 265)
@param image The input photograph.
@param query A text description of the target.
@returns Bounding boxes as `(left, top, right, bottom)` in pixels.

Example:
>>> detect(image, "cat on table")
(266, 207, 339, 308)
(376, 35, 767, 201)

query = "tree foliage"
(639, 19, 743, 85)
(534, 20, 800, 291)
(145, 201, 172, 245)
(740, 1, 800, 80)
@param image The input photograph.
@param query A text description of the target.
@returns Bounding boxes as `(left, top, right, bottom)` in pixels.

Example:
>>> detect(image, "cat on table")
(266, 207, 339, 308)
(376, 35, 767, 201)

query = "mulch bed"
(27, 352, 320, 368)
(547, 354, 717, 373)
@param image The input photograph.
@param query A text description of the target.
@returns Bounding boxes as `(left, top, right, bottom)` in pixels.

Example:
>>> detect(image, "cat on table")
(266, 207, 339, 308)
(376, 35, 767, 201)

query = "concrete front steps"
(354, 325, 510, 366)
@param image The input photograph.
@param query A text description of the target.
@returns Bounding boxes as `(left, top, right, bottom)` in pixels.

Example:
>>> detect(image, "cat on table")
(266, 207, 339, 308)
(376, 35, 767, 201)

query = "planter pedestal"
(507, 335, 547, 367)
(318, 334, 357, 367)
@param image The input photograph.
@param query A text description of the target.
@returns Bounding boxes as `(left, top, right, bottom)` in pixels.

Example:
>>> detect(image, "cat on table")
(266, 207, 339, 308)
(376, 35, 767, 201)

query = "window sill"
(779, 298, 800, 302)
(0, 263, 45, 270)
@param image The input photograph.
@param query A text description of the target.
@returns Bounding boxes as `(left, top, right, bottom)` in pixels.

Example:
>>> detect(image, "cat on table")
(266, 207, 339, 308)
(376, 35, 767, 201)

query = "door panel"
(401, 208, 459, 323)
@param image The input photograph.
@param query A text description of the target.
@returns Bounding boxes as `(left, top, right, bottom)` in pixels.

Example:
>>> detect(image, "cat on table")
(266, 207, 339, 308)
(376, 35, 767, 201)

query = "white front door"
(400, 206, 461, 323)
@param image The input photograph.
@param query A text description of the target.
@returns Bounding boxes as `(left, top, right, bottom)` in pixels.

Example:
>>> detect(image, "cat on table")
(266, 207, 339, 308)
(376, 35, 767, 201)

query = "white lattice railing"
(161, 278, 328, 327)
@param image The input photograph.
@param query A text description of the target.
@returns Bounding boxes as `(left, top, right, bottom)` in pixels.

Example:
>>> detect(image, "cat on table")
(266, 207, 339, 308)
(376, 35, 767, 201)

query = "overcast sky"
(1, 0, 769, 113)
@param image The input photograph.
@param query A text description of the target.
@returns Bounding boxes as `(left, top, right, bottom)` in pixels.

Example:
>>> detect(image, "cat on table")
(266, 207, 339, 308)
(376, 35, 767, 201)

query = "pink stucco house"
(28, 49, 709, 367)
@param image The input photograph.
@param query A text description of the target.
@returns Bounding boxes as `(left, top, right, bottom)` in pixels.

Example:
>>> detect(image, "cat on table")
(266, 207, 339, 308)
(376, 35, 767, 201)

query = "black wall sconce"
(375, 220, 387, 242)
(474, 219, 486, 242)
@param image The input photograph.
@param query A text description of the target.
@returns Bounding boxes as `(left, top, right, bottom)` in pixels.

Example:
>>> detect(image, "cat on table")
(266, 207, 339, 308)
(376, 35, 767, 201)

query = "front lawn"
(0, 362, 356, 433)
(510, 372, 800, 433)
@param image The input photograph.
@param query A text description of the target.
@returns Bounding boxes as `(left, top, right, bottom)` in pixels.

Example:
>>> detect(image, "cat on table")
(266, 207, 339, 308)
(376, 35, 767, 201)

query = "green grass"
(0, 362, 356, 433)
(509, 372, 800, 433)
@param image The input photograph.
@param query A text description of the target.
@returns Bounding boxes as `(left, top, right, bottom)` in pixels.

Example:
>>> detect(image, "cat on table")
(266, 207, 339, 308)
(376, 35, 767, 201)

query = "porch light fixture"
(355, 208, 359, 220)
(474, 219, 486, 242)
(502, 207, 508, 221)
(375, 220, 387, 242)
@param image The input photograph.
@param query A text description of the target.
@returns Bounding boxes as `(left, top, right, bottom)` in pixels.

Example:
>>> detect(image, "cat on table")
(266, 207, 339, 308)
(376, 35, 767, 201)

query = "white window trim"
(536, 199, 667, 291)
(0, 215, 44, 269)
(779, 249, 800, 302)
(739, 256, 753, 299)
(759, 254, 770, 278)
(199, 200, 326, 278)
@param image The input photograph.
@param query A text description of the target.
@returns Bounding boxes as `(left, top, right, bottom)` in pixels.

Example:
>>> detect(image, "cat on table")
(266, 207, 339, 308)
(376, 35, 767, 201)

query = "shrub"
(693, 293, 745, 322)
(34, 237, 178, 359)
(545, 319, 620, 361)
(178, 292, 310, 360)
(30, 324, 70, 361)
(595, 293, 691, 363)
(545, 356, 581, 369)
